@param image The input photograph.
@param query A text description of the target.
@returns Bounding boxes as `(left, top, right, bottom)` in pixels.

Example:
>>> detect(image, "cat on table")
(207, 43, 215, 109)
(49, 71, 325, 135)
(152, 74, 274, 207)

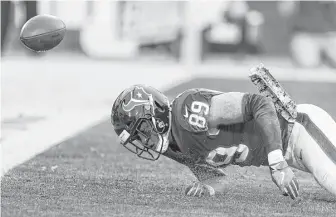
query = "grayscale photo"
(1, 1, 336, 216)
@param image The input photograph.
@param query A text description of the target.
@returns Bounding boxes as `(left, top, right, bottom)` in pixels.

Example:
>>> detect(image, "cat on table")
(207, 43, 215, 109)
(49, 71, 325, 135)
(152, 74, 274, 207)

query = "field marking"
(1, 110, 109, 177)
(1, 59, 193, 177)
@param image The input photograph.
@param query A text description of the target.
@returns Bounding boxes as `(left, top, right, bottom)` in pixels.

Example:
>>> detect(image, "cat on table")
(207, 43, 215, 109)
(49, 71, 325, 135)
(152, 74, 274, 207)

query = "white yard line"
(1, 59, 192, 177)
(1, 110, 109, 177)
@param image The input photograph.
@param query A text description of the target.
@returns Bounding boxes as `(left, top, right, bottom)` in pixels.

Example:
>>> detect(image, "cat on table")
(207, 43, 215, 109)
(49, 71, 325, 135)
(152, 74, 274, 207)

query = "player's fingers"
(282, 187, 289, 196)
(186, 184, 196, 196)
(286, 185, 295, 199)
(290, 179, 299, 198)
(186, 188, 193, 196)
(293, 178, 299, 191)
(194, 183, 202, 197)
(197, 187, 204, 197)
(194, 183, 201, 197)
(286, 183, 298, 200)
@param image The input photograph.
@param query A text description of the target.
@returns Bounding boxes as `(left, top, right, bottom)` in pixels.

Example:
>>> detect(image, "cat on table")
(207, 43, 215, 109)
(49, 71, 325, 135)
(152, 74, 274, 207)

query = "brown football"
(20, 14, 66, 52)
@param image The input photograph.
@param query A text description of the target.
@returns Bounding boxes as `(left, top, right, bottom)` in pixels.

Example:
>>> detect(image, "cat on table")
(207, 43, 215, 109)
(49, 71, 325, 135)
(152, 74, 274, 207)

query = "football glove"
(270, 160, 300, 200)
(206, 144, 249, 167)
(185, 182, 215, 197)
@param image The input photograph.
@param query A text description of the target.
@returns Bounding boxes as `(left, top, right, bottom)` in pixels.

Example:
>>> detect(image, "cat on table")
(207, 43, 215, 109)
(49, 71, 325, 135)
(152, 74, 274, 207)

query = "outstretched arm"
(163, 146, 227, 181)
(208, 92, 283, 156)
(163, 146, 228, 197)
(208, 92, 299, 199)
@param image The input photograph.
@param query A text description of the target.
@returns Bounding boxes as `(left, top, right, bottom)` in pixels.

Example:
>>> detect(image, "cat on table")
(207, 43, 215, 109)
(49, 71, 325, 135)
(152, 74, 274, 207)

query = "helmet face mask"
(119, 118, 168, 161)
(111, 85, 171, 161)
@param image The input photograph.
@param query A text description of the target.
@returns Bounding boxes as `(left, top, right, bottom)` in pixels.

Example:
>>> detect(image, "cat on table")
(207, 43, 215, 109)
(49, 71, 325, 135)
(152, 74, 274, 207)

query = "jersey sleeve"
(207, 92, 246, 126)
(242, 93, 283, 154)
(206, 92, 283, 155)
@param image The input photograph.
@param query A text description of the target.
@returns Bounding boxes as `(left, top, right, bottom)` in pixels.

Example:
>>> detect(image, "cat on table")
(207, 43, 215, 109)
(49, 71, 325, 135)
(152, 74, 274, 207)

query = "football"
(20, 14, 66, 52)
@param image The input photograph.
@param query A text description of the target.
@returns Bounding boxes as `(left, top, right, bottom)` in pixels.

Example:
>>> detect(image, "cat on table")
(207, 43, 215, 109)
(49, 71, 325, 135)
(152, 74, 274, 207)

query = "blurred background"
(1, 0, 336, 68)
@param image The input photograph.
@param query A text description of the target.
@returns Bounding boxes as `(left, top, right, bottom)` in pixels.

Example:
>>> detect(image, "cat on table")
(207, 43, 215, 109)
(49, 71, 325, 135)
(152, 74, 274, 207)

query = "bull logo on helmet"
(122, 86, 153, 112)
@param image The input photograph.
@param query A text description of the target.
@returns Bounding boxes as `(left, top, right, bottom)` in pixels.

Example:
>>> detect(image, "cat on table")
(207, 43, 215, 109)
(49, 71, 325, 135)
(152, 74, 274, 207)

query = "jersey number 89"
(188, 101, 209, 129)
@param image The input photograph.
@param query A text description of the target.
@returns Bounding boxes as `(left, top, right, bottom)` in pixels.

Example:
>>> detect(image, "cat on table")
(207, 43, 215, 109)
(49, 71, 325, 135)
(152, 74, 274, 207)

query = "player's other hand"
(185, 182, 215, 197)
(206, 144, 249, 167)
(270, 160, 299, 200)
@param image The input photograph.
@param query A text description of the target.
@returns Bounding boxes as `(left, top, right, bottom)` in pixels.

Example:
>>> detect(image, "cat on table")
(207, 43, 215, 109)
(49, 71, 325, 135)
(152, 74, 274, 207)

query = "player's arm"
(170, 150, 229, 198)
(208, 92, 299, 199)
(163, 145, 227, 181)
(163, 145, 228, 197)
(208, 92, 282, 154)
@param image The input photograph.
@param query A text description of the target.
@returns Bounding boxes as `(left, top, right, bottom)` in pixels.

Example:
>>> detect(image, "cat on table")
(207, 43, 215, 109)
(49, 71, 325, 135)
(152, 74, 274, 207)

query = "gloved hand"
(185, 182, 215, 197)
(206, 144, 249, 167)
(270, 160, 300, 200)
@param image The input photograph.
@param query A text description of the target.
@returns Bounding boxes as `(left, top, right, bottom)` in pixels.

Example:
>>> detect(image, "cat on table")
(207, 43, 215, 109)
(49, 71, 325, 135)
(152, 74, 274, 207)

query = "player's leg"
(286, 104, 336, 196)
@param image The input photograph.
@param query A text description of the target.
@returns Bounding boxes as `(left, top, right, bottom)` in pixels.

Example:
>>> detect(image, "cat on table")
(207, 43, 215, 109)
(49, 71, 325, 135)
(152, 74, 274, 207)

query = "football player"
(110, 66, 336, 200)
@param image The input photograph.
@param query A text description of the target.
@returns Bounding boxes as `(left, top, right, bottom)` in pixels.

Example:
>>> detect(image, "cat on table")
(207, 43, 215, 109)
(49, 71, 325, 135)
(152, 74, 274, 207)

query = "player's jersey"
(170, 88, 290, 167)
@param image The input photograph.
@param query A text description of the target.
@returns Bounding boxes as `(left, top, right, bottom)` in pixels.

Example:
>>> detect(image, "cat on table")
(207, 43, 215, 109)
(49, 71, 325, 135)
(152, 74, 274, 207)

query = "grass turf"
(2, 78, 336, 217)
